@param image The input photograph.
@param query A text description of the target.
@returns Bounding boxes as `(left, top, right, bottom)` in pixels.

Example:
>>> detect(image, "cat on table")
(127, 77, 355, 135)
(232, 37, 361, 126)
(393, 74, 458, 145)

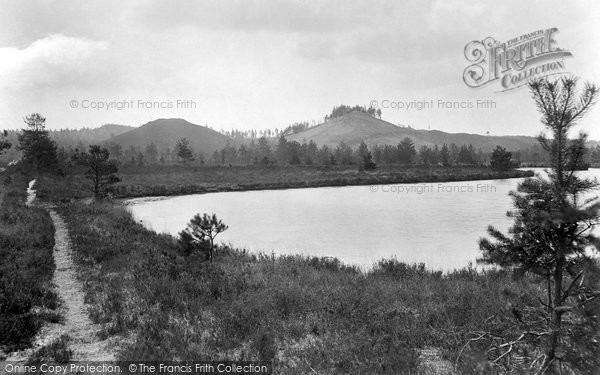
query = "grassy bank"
(38, 164, 534, 201)
(50, 194, 546, 373)
(0, 173, 58, 354)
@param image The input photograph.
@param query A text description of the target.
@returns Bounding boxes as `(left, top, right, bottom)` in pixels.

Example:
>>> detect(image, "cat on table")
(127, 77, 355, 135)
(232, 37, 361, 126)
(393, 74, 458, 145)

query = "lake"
(126, 168, 600, 271)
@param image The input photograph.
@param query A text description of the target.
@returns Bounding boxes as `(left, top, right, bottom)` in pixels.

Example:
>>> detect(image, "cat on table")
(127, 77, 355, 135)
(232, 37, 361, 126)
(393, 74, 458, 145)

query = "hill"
(286, 111, 538, 151)
(50, 124, 133, 148)
(104, 118, 231, 156)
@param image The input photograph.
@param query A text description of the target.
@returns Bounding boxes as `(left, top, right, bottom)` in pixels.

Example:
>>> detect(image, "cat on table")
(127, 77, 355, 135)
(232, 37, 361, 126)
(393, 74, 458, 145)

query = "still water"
(126, 169, 600, 271)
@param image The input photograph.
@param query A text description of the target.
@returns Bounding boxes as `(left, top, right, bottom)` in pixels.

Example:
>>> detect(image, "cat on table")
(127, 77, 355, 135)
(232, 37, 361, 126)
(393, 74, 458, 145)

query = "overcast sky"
(1, 0, 599, 138)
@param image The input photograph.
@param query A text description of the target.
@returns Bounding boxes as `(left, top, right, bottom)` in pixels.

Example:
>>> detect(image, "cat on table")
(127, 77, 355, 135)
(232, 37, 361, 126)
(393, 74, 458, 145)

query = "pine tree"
(17, 113, 58, 171)
(178, 213, 228, 262)
(397, 137, 416, 164)
(74, 145, 120, 198)
(440, 144, 450, 166)
(490, 145, 512, 171)
(356, 141, 369, 161)
(175, 138, 194, 165)
(478, 77, 599, 373)
(361, 151, 376, 171)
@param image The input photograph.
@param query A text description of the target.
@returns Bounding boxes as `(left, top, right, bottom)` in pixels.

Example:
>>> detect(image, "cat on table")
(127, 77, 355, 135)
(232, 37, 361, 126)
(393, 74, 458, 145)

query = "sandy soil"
(418, 347, 456, 375)
(25, 179, 36, 207)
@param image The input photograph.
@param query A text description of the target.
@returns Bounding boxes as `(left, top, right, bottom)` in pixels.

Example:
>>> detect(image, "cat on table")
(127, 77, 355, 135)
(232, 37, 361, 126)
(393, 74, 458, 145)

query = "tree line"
(324, 104, 382, 121)
(189, 137, 492, 168)
(83, 136, 513, 171)
(2, 127, 510, 170)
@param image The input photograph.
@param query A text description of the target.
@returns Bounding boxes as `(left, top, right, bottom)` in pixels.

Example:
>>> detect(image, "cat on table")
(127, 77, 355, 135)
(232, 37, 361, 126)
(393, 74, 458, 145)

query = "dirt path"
(42, 208, 116, 361)
(3, 180, 115, 365)
(25, 179, 36, 207)
(418, 347, 456, 375)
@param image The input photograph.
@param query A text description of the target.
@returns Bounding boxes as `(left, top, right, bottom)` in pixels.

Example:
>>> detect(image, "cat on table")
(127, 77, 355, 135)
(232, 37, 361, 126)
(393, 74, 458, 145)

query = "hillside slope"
(286, 111, 537, 151)
(51, 124, 133, 147)
(104, 118, 231, 155)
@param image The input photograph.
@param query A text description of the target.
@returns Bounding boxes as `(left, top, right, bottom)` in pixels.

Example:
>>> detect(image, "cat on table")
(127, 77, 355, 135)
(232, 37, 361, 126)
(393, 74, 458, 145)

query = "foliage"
(490, 145, 512, 171)
(324, 104, 382, 120)
(145, 143, 158, 164)
(73, 145, 120, 198)
(17, 113, 59, 171)
(590, 145, 600, 165)
(175, 138, 194, 165)
(418, 145, 435, 166)
(281, 121, 311, 136)
(357, 141, 377, 170)
(99, 134, 488, 168)
(333, 142, 354, 165)
(0, 130, 11, 155)
(397, 137, 417, 164)
(177, 230, 208, 257)
(179, 213, 228, 262)
(478, 77, 600, 373)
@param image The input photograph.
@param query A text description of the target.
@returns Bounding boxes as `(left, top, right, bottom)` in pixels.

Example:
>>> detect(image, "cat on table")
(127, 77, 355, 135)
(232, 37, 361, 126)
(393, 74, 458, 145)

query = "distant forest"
(3, 102, 600, 167)
(0, 124, 587, 168)
(0, 125, 132, 163)
(1, 130, 557, 169)
(199, 137, 484, 167)
(73, 137, 600, 168)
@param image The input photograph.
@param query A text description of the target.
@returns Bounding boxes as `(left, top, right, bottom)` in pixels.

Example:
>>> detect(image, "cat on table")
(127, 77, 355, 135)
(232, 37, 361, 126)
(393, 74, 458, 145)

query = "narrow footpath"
(2, 180, 115, 367)
(42, 207, 116, 361)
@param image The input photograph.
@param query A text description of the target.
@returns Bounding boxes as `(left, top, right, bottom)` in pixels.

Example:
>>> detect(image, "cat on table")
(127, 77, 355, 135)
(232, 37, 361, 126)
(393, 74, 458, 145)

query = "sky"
(1, 0, 599, 138)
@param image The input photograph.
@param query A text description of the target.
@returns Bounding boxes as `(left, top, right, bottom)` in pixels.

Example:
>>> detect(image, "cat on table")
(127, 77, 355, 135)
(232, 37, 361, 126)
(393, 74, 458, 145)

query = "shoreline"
(114, 168, 534, 199)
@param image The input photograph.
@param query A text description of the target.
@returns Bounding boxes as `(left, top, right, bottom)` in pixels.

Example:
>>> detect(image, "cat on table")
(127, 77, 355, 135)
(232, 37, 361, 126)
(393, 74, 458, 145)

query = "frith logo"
(463, 28, 572, 91)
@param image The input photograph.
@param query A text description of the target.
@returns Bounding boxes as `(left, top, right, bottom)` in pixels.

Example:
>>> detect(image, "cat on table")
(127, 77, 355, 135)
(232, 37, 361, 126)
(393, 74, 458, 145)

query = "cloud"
(0, 34, 109, 90)
(297, 38, 340, 61)
(0, 0, 598, 137)
(134, 0, 384, 34)
(426, 0, 488, 33)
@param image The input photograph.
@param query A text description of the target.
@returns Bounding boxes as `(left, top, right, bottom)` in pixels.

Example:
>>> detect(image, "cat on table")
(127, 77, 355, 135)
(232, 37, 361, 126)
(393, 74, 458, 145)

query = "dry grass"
(0, 172, 57, 353)
(52, 197, 547, 373)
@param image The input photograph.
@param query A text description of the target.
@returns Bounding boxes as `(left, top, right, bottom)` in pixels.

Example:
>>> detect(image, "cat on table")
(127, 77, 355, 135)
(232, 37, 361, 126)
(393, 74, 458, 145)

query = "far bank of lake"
(113, 165, 532, 198)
